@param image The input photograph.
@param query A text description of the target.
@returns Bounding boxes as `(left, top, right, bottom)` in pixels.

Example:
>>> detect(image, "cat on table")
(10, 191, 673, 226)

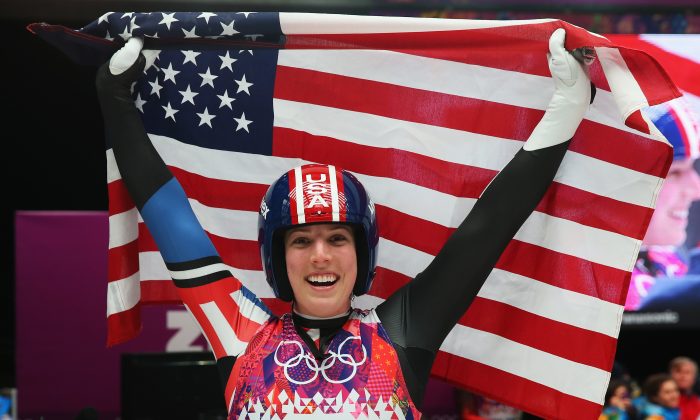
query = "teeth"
(307, 275, 337, 284)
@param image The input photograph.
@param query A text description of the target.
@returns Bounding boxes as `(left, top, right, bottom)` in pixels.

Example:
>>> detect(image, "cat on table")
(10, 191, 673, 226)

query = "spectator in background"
(635, 373, 680, 420)
(669, 357, 700, 420)
(625, 99, 700, 311)
(599, 379, 637, 420)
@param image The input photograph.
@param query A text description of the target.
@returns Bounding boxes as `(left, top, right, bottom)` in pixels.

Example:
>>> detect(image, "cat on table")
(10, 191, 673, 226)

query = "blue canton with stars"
(85, 12, 284, 155)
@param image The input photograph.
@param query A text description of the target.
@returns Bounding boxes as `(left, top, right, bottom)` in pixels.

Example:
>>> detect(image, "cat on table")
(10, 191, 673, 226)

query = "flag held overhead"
(33, 11, 678, 420)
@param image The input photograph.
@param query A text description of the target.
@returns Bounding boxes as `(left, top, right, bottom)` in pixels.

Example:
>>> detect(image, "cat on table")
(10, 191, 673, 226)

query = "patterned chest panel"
(228, 309, 420, 419)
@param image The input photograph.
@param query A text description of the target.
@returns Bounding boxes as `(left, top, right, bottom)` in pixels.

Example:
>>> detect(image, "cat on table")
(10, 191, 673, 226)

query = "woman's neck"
(292, 307, 351, 320)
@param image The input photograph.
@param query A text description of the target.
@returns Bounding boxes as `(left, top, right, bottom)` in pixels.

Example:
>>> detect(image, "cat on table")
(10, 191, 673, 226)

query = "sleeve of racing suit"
(95, 44, 272, 406)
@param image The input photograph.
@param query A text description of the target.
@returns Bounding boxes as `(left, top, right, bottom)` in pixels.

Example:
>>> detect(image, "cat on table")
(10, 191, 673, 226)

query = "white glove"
(524, 28, 592, 151)
(109, 37, 144, 76)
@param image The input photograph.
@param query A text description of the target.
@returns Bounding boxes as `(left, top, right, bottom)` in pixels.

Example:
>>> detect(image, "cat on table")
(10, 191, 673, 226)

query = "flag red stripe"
(616, 47, 682, 105)
(463, 297, 617, 371)
(496, 240, 630, 305)
(106, 302, 142, 347)
(141, 279, 180, 303)
(275, 65, 670, 177)
(605, 35, 694, 97)
(432, 353, 604, 420)
(273, 127, 495, 198)
(285, 21, 613, 81)
(108, 239, 140, 281)
(107, 178, 135, 215)
(536, 182, 653, 241)
(171, 166, 267, 212)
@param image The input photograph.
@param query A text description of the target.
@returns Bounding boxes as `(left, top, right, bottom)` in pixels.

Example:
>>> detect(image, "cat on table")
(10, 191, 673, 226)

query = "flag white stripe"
(109, 207, 139, 248)
(200, 301, 247, 356)
(274, 98, 522, 171)
(555, 151, 663, 208)
(107, 151, 121, 183)
(168, 262, 231, 280)
(479, 268, 623, 337)
(107, 272, 140, 316)
(440, 324, 608, 404)
(277, 49, 657, 139)
(280, 13, 556, 34)
(515, 211, 641, 272)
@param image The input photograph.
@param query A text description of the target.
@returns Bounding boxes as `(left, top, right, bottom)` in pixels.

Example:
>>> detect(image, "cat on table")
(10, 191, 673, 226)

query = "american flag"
(31, 12, 677, 419)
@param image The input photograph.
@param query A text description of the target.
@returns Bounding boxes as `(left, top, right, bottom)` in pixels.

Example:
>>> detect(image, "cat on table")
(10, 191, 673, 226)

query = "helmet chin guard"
(257, 164, 379, 302)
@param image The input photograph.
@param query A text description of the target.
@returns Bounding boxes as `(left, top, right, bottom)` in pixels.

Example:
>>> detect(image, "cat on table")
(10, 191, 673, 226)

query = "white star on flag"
(162, 102, 178, 121)
(179, 85, 199, 105)
(182, 50, 200, 66)
(197, 107, 216, 128)
(217, 90, 235, 109)
(197, 12, 217, 24)
(234, 112, 252, 132)
(235, 74, 253, 95)
(182, 26, 198, 38)
(219, 52, 237, 71)
(161, 63, 180, 84)
(198, 68, 218, 88)
(159, 12, 178, 30)
(148, 78, 163, 97)
(134, 93, 146, 113)
(219, 21, 239, 36)
(98, 12, 112, 24)
(129, 17, 140, 34)
(236, 12, 257, 18)
(118, 26, 131, 40)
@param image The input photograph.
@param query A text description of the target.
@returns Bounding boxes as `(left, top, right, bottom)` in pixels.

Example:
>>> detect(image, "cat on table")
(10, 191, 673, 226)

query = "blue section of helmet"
(142, 178, 218, 263)
(647, 103, 688, 161)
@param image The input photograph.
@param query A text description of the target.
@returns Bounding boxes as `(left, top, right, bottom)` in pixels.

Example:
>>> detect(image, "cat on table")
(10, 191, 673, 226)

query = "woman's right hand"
(95, 37, 145, 93)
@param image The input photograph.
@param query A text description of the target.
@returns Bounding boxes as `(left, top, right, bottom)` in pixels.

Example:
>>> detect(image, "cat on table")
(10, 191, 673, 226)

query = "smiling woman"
(284, 224, 358, 317)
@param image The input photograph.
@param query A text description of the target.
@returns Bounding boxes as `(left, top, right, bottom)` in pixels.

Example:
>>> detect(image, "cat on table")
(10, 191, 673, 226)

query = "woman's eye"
(330, 235, 349, 243)
(291, 237, 309, 245)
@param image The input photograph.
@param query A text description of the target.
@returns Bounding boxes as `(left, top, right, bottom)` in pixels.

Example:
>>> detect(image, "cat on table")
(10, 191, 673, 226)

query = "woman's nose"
(310, 241, 331, 263)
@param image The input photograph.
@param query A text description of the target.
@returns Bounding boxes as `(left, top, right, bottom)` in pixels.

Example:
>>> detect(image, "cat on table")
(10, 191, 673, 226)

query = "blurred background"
(3, 0, 700, 419)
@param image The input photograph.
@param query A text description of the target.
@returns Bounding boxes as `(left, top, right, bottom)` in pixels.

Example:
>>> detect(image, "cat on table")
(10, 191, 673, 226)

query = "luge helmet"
(646, 99, 700, 161)
(258, 164, 379, 301)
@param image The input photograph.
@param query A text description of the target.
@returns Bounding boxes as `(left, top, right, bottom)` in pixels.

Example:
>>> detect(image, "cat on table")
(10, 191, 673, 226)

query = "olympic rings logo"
(273, 336, 368, 385)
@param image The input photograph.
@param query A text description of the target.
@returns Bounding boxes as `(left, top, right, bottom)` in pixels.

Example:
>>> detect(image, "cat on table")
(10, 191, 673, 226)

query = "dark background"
(3, 0, 700, 411)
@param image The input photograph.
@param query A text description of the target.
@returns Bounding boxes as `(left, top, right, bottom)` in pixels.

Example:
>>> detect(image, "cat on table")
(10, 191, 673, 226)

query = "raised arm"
(376, 28, 593, 405)
(95, 38, 271, 387)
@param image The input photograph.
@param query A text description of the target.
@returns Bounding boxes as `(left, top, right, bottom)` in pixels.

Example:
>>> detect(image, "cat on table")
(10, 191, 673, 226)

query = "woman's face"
(644, 158, 700, 246)
(285, 223, 357, 318)
(654, 379, 680, 408)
